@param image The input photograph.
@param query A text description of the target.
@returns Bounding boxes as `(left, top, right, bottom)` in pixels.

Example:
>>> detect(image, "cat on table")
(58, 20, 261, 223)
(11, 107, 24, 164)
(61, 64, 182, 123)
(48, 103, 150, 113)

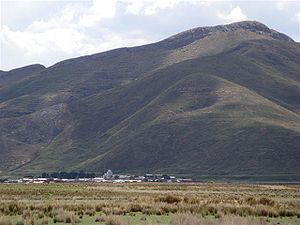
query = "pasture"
(0, 182, 299, 225)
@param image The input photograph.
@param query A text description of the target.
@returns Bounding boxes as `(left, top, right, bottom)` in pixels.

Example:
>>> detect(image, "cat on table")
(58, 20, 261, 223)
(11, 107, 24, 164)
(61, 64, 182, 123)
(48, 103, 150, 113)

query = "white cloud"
(294, 12, 300, 22)
(144, 0, 179, 15)
(125, 1, 144, 15)
(275, 0, 289, 10)
(0, 0, 151, 70)
(1, 23, 150, 69)
(218, 6, 247, 23)
(122, 0, 211, 16)
(79, 0, 117, 27)
(1, 0, 299, 70)
(2, 25, 86, 57)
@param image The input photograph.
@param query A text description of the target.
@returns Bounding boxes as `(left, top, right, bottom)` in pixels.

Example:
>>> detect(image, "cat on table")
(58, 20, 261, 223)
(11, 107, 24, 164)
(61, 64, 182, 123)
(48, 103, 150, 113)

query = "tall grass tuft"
(53, 209, 79, 224)
(104, 216, 123, 225)
(0, 217, 11, 225)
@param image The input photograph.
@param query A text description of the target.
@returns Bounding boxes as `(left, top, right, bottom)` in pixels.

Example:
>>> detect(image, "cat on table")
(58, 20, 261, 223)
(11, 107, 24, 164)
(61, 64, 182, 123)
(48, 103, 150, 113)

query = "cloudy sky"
(1, 0, 299, 71)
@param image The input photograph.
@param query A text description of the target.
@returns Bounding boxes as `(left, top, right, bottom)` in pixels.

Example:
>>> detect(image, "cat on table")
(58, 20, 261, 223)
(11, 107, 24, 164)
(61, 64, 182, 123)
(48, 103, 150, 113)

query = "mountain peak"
(223, 21, 293, 41)
(159, 20, 293, 49)
(224, 20, 270, 31)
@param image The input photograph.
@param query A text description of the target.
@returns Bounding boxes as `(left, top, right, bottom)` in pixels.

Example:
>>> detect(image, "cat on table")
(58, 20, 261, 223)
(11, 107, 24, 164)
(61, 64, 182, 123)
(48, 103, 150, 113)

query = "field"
(0, 182, 300, 225)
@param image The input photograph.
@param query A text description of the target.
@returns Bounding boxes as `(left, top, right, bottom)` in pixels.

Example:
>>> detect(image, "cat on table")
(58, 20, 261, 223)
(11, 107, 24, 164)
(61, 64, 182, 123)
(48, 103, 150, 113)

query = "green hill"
(0, 21, 299, 181)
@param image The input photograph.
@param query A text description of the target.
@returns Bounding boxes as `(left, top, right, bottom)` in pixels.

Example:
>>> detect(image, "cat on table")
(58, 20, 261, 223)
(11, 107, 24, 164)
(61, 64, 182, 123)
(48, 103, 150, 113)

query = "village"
(0, 170, 193, 184)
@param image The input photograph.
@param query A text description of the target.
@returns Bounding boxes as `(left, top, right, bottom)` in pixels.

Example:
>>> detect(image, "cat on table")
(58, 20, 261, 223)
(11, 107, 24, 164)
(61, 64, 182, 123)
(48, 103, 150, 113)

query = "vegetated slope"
(1, 21, 299, 180)
(21, 39, 300, 180)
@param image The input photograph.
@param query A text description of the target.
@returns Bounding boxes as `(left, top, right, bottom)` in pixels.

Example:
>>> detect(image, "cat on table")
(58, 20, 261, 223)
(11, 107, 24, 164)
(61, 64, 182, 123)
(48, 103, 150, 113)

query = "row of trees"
(41, 171, 96, 179)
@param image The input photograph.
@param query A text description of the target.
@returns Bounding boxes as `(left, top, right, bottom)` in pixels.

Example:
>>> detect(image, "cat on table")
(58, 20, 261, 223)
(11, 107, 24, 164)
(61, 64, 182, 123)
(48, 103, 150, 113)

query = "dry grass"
(170, 213, 268, 225)
(87, 214, 279, 225)
(104, 216, 124, 225)
(53, 209, 79, 223)
(0, 216, 11, 225)
(0, 183, 299, 224)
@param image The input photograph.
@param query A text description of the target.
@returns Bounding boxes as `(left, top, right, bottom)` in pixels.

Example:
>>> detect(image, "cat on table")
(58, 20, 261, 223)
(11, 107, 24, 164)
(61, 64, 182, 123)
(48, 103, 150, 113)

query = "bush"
(85, 209, 95, 216)
(95, 217, 106, 222)
(259, 197, 275, 206)
(53, 209, 79, 224)
(130, 204, 142, 212)
(245, 197, 257, 205)
(158, 195, 181, 204)
(105, 216, 122, 225)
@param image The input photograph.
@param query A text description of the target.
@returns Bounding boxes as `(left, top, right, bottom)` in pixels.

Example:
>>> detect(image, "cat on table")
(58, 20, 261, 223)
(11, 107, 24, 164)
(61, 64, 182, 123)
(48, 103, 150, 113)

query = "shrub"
(105, 216, 122, 225)
(158, 195, 181, 204)
(259, 197, 275, 206)
(95, 205, 102, 212)
(130, 204, 142, 212)
(53, 209, 79, 224)
(85, 209, 95, 216)
(245, 197, 257, 205)
(95, 217, 106, 222)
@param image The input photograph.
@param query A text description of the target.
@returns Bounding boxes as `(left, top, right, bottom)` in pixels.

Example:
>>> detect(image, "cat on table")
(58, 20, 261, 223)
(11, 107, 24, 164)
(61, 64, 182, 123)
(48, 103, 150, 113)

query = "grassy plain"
(0, 182, 299, 225)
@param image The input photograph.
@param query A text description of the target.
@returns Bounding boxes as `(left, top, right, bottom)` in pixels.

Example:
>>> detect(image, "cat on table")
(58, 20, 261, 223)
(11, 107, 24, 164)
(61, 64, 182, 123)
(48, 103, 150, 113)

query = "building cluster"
(0, 170, 192, 184)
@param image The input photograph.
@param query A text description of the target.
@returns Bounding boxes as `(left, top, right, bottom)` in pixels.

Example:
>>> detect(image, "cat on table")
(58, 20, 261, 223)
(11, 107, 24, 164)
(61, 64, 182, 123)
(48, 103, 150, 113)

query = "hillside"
(0, 21, 299, 180)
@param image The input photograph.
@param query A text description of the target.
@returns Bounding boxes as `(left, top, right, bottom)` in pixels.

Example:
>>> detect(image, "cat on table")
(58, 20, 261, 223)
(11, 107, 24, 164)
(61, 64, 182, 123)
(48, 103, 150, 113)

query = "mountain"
(1, 21, 299, 181)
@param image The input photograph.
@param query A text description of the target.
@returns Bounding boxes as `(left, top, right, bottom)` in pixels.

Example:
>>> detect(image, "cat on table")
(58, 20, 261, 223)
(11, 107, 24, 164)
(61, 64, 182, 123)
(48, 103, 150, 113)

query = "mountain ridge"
(0, 21, 299, 181)
(2, 20, 293, 73)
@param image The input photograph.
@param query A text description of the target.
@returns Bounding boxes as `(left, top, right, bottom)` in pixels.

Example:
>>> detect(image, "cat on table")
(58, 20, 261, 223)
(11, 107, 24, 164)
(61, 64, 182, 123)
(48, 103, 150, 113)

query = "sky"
(0, 0, 299, 71)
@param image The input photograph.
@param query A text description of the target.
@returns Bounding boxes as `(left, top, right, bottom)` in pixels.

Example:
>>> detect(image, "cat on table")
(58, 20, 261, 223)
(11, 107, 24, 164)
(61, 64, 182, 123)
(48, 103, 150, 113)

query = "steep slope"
(1, 21, 299, 180)
(17, 39, 300, 180)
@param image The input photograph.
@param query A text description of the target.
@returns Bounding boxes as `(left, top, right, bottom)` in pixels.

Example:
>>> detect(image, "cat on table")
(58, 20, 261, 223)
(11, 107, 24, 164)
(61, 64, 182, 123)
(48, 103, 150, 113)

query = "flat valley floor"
(0, 182, 299, 225)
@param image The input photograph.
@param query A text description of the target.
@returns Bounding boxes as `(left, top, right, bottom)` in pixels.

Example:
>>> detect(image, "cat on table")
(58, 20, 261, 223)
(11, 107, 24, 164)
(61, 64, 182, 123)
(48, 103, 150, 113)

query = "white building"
(103, 169, 113, 179)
